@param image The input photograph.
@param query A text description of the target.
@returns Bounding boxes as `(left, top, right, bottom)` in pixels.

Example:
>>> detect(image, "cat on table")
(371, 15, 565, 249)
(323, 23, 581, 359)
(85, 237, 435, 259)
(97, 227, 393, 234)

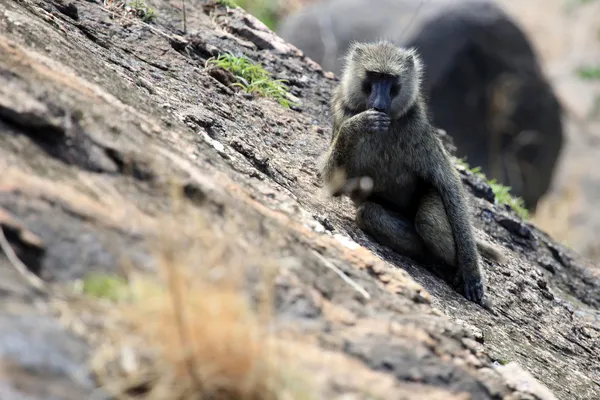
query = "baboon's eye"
(361, 80, 371, 94)
(390, 83, 400, 97)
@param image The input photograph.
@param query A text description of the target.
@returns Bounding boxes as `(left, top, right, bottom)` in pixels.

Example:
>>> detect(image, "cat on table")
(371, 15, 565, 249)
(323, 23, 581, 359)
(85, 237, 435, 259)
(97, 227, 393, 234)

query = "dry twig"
(312, 250, 371, 300)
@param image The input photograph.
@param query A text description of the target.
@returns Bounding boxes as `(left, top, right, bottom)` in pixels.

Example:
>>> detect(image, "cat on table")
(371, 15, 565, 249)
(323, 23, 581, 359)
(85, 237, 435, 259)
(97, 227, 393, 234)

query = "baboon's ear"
(407, 48, 420, 66)
(348, 42, 365, 62)
(407, 48, 424, 76)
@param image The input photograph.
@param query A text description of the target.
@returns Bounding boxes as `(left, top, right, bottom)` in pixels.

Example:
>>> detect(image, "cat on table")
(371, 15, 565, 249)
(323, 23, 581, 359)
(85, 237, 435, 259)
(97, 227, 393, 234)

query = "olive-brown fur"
(319, 40, 503, 304)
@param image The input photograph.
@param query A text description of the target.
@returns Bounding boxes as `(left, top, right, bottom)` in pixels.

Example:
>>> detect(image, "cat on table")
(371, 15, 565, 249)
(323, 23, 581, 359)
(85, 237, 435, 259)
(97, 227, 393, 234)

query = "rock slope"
(0, 1, 598, 399)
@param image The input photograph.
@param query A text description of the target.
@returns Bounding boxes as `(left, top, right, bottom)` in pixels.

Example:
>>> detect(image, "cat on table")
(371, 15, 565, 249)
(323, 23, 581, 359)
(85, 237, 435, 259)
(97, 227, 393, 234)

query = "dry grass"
(84, 186, 315, 400)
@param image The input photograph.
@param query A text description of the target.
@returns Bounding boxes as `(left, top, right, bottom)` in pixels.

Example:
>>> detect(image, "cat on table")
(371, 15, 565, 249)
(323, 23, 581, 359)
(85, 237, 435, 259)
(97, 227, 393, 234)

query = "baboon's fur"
(319, 41, 504, 304)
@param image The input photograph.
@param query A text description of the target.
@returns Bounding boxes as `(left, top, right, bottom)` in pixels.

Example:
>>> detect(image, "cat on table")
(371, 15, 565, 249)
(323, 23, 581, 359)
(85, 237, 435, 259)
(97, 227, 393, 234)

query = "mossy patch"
(80, 273, 130, 302)
(206, 52, 295, 108)
(576, 65, 600, 80)
(216, 0, 238, 8)
(456, 158, 529, 220)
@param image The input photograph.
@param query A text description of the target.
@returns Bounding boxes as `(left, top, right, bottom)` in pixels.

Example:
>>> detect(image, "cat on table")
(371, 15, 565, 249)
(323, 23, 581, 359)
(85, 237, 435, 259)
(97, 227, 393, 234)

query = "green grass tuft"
(456, 158, 529, 220)
(215, 0, 279, 30)
(81, 273, 130, 302)
(496, 357, 510, 366)
(206, 52, 295, 108)
(127, 0, 157, 23)
(216, 0, 238, 7)
(576, 65, 600, 80)
(235, 0, 279, 30)
(565, 0, 598, 11)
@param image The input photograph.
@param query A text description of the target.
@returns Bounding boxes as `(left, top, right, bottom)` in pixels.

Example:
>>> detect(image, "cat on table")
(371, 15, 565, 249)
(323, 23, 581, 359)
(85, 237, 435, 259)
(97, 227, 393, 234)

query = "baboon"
(319, 40, 503, 304)
(280, 0, 564, 213)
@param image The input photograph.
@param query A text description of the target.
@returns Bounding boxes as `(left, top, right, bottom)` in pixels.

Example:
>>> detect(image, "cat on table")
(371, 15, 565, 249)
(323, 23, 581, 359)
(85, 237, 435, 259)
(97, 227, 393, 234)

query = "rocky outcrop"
(0, 1, 597, 399)
(277, 0, 564, 213)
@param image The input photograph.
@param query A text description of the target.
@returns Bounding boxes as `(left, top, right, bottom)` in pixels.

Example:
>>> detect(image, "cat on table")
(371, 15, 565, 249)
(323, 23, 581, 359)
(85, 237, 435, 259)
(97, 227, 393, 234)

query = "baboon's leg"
(356, 201, 426, 257)
(414, 190, 504, 265)
(414, 190, 457, 267)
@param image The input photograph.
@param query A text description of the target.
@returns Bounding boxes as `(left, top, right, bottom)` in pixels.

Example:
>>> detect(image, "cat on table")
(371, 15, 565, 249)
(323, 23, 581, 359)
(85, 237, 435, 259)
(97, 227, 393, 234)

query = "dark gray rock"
(0, 312, 102, 400)
(0, 1, 596, 399)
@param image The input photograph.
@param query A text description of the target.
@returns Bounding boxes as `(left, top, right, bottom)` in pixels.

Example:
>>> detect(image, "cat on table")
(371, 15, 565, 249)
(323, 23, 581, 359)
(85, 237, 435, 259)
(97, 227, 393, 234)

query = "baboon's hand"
(350, 109, 390, 134)
(343, 176, 374, 202)
(454, 269, 486, 305)
(364, 109, 391, 134)
(332, 176, 373, 197)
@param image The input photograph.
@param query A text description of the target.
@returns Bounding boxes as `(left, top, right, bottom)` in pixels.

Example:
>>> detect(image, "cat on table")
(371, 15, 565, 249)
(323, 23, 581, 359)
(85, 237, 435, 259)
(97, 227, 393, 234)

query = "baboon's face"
(360, 71, 401, 115)
(341, 42, 422, 119)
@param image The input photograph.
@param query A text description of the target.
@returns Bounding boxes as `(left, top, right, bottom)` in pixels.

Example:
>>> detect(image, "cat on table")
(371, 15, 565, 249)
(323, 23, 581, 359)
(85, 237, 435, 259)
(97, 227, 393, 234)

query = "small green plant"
(127, 0, 157, 23)
(576, 65, 600, 80)
(456, 158, 529, 220)
(495, 357, 510, 366)
(215, 0, 279, 30)
(81, 273, 130, 302)
(216, 0, 238, 7)
(566, 0, 597, 10)
(206, 52, 295, 108)
(234, 0, 279, 30)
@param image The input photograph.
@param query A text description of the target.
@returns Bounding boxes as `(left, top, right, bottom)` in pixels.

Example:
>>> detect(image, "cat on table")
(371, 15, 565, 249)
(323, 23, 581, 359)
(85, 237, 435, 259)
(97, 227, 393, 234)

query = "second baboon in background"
(319, 40, 503, 305)
(280, 0, 564, 213)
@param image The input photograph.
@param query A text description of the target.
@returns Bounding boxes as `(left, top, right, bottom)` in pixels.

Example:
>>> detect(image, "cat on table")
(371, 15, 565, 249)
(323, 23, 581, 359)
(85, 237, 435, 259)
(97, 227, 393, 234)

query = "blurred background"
(235, 0, 600, 263)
